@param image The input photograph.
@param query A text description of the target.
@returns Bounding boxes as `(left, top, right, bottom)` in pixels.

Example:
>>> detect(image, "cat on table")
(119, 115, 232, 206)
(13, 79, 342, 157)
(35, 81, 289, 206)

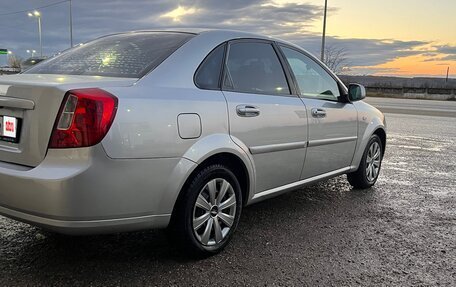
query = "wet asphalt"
(1, 112, 455, 286)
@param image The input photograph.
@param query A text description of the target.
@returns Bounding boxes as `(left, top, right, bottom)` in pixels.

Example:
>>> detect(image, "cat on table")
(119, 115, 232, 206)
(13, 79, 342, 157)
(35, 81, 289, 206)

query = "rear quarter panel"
(100, 32, 259, 205)
(100, 31, 240, 159)
(101, 86, 229, 159)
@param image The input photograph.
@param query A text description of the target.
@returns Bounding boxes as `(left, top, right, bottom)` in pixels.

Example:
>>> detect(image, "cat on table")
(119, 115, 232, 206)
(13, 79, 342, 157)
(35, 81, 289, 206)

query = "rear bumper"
(0, 145, 196, 235)
(0, 205, 170, 235)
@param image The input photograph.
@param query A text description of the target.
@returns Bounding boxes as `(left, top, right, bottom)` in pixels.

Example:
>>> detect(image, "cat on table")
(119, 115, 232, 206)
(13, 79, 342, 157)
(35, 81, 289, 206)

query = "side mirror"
(348, 83, 366, 102)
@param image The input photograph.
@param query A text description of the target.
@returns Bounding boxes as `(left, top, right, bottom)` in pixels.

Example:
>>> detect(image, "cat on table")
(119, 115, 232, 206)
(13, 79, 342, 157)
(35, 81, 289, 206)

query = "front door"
(279, 46, 358, 179)
(222, 40, 308, 193)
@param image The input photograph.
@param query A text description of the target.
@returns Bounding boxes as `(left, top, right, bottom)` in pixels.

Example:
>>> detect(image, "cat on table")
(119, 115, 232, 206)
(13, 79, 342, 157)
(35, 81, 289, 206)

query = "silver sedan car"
(0, 29, 386, 256)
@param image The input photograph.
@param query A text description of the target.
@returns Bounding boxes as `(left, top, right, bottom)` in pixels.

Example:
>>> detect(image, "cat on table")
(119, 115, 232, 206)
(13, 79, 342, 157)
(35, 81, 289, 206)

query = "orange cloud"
(353, 54, 455, 77)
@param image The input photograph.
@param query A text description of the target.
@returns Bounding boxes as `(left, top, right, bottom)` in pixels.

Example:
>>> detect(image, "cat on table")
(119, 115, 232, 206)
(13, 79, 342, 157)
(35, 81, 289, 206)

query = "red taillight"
(49, 88, 118, 148)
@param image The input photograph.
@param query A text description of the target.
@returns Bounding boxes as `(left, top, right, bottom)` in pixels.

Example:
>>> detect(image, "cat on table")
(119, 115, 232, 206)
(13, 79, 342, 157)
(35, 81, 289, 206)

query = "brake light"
(49, 88, 118, 148)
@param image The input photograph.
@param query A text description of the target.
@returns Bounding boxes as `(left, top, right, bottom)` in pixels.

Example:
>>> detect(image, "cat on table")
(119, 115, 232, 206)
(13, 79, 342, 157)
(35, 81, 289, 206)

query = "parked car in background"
(0, 29, 386, 256)
(21, 57, 47, 71)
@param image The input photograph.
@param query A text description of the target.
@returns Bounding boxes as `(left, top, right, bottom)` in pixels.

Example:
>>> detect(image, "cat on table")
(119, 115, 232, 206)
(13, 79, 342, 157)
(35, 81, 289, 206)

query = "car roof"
(115, 28, 266, 37)
(100, 28, 300, 49)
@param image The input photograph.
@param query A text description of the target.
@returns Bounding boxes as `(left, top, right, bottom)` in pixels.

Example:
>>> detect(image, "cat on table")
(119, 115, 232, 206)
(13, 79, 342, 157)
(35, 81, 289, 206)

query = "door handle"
(236, 105, 260, 117)
(311, 108, 327, 118)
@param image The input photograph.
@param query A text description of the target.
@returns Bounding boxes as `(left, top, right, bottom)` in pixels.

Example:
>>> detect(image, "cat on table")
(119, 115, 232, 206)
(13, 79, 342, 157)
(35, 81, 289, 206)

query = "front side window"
(223, 42, 290, 95)
(25, 32, 194, 78)
(281, 46, 340, 101)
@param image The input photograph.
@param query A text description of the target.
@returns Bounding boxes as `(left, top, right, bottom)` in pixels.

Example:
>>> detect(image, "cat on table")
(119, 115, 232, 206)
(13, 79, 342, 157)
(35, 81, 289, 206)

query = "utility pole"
(69, 0, 73, 47)
(28, 11, 42, 57)
(446, 66, 450, 83)
(320, 0, 328, 62)
(38, 15, 42, 57)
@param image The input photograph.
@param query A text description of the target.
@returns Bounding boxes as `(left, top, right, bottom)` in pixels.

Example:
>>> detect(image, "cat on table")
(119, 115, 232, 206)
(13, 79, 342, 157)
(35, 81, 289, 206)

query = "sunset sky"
(1, 0, 455, 78)
(300, 0, 456, 77)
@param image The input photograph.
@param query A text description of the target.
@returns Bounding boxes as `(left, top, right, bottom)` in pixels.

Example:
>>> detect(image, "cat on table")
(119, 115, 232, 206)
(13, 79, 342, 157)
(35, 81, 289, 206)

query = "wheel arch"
(169, 134, 255, 223)
(373, 127, 386, 156)
(350, 119, 387, 172)
(181, 152, 250, 206)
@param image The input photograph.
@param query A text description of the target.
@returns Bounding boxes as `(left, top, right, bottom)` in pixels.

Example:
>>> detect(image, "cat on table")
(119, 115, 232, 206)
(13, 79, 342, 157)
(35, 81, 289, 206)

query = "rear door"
(222, 40, 308, 193)
(279, 45, 358, 179)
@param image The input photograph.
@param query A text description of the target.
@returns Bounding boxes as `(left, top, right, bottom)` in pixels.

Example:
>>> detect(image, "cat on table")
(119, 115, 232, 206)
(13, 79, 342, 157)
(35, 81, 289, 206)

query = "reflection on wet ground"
(1, 113, 455, 286)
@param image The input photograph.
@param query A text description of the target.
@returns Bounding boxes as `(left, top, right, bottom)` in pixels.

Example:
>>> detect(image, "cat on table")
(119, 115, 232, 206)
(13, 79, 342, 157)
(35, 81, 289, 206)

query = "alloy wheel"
(192, 178, 237, 246)
(365, 141, 381, 182)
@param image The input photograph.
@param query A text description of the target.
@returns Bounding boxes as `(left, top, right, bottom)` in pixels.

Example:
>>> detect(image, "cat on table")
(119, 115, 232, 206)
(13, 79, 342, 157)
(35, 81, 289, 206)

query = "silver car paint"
(300, 98, 358, 179)
(350, 100, 387, 171)
(0, 144, 195, 234)
(223, 90, 308, 193)
(0, 29, 386, 234)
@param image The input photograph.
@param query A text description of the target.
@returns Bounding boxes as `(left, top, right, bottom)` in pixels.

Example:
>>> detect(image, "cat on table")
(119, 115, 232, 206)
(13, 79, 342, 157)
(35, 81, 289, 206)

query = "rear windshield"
(25, 32, 194, 78)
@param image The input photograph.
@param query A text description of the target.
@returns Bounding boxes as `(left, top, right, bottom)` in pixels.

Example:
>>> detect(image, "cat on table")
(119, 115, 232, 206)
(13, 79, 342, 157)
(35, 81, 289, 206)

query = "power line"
(0, 0, 70, 17)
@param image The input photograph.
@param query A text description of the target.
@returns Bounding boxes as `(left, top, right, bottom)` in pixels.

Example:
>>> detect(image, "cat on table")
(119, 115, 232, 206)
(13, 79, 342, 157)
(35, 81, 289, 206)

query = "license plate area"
(0, 115, 22, 143)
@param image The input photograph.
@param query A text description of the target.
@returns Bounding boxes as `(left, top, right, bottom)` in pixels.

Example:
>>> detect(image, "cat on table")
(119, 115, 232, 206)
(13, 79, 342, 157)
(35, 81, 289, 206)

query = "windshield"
(25, 32, 194, 78)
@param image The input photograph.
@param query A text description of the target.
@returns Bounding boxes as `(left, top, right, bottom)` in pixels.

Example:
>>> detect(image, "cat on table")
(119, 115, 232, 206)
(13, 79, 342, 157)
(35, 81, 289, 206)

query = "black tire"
(168, 164, 242, 257)
(347, 134, 383, 189)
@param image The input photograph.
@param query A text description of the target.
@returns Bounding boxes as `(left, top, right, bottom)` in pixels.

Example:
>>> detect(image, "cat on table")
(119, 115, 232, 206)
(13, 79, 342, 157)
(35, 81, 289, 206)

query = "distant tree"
(323, 45, 350, 74)
(8, 55, 22, 69)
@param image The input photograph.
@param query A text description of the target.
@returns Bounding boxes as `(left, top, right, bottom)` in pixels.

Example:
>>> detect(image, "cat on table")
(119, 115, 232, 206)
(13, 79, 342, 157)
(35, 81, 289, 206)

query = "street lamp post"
(320, 0, 328, 62)
(28, 10, 42, 57)
(69, 0, 73, 47)
(7, 50, 12, 63)
(27, 49, 37, 57)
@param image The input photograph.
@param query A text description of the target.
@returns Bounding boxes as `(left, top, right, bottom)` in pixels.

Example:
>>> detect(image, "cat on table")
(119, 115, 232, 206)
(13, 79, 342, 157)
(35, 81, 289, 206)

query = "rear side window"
(195, 44, 226, 90)
(25, 32, 194, 78)
(223, 42, 290, 96)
